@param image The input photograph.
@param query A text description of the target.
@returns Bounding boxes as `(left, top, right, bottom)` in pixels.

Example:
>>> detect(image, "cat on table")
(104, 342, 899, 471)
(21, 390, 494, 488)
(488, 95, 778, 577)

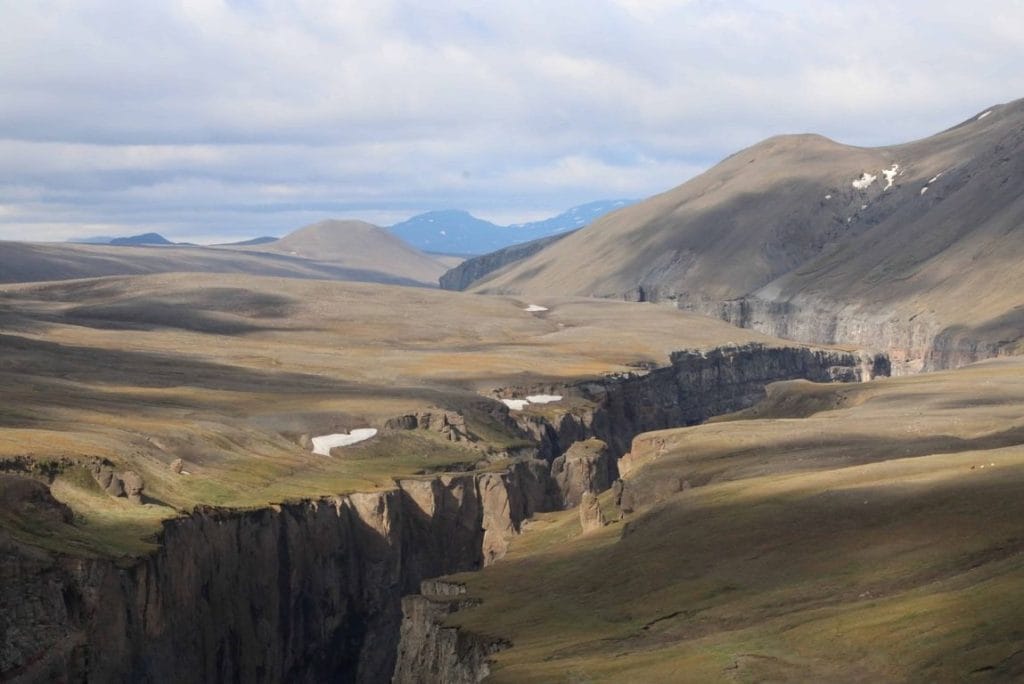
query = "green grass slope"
(447, 358, 1024, 682)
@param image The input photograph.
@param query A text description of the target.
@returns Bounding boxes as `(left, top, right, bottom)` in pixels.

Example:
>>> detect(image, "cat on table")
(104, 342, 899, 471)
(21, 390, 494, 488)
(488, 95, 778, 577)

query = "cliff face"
(511, 343, 884, 461)
(2, 343, 883, 683)
(705, 296, 940, 375)
(391, 343, 884, 680)
(392, 581, 507, 684)
(0, 469, 552, 683)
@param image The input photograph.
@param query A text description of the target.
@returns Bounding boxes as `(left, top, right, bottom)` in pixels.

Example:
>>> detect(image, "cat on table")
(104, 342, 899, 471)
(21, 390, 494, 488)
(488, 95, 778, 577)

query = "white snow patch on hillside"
(882, 164, 899, 190)
(978, 110, 992, 120)
(525, 394, 563, 404)
(824, 194, 832, 200)
(524, 304, 548, 312)
(929, 172, 943, 184)
(500, 394, 563, 410)
(312, 429, 378, 455)
(920, 186, 929, 195)
(852, 172, 877, 190)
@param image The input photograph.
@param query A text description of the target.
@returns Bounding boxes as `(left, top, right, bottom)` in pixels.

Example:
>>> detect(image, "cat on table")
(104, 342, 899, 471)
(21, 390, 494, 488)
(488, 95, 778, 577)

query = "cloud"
(0, 0, 1022, 242)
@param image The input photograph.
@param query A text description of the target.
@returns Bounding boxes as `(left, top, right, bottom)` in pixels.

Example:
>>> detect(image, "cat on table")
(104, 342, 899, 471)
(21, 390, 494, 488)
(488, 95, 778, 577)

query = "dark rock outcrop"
(385, 410, 473, 442)
(510, 343, 884, 462)
(391, 581, 508, 684)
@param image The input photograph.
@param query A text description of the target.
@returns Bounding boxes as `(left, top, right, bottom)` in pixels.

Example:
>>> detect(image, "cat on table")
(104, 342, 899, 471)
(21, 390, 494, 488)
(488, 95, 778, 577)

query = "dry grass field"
(0, 272, 775, 556)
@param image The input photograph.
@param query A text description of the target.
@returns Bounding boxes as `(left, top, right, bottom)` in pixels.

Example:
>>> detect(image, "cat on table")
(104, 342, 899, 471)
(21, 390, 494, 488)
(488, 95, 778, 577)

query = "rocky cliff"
(1, 343, 884, 683)
(0, 467, 554, 683)
(509, 343, 885, 461)
(391, 343, 885, 680)
(706, 296, 980, 375)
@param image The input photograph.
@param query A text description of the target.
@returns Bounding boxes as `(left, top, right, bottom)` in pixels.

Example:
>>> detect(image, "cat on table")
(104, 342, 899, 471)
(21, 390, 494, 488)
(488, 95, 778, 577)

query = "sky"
(2, 1, 1024, 244)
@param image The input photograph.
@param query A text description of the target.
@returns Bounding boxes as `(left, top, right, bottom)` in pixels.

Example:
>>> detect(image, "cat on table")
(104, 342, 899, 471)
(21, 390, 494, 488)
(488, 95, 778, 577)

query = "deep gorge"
(0, 343, 885, 683)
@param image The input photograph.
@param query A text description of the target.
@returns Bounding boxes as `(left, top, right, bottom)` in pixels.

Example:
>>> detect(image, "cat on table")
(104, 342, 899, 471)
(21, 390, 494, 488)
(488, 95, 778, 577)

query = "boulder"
(121, 471, 145, 505)
(90, 463, 124, 497)
(579, 491, 607, 533)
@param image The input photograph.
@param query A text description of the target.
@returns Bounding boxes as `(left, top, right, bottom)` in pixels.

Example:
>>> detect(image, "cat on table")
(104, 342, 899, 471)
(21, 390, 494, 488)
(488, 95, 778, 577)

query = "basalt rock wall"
(512, 342, 883, 464)
(2, 343, 883, 683)
(391, 342, 884, 682)
(1, 468, 554, 683)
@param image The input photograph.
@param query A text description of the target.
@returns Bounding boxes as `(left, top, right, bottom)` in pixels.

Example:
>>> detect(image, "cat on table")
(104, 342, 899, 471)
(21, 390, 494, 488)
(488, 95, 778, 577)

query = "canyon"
(0, 342, 877, 682)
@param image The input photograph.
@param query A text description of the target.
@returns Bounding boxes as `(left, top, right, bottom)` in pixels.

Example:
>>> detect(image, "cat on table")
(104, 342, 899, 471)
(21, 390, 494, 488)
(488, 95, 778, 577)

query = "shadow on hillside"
(484, 469, 1024, 680)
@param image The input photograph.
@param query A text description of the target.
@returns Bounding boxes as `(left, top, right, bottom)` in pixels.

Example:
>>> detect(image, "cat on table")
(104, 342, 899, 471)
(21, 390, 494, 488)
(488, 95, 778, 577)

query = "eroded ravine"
(0, 344, 885, 683)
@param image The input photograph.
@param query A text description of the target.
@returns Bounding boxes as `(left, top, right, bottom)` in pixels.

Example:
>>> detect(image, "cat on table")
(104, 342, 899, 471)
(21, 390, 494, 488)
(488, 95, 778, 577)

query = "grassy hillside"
(473, 100, 1024, 369)
(0, 239, 441, 287)
(0, 273, 779, 556)
(446, 358, 1024, 682)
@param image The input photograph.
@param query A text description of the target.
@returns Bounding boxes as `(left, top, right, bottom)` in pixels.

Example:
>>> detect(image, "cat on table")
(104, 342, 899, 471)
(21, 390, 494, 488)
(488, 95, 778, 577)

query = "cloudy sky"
(2, 1, 1023, 243)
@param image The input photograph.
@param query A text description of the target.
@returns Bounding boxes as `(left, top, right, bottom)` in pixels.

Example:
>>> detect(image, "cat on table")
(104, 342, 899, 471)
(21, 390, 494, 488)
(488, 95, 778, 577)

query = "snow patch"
(920, 186, 929, 195)
(311, 429, 378, 455)
(882, 164, 899, 190)
(928, 172, 943, 184)
(525, 394, 563, 404)
(440, 230, 447, 236)
(824, 194, 832, 200)
(524, 304, 548, 312)
(977, 110, 992, 120)
(852, 172, 877, 190)
(500, 394, 564, 411)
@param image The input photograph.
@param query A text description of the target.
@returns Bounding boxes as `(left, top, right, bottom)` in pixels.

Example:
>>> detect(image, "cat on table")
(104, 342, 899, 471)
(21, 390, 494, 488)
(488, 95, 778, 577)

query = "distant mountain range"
(69, 232, 175, 246)
(388, 199, 634, 255)
(68, 200, 633, 256)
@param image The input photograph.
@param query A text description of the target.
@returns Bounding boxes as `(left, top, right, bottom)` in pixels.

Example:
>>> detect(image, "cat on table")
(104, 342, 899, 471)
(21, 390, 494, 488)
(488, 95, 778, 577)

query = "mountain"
(438, 230, 575, 291)
(241, 219, 448, 285)
(507, 199, 632, 234)
(108, 233, 174, 246)
(390, 210, 504, 254)
(474, 99, 1024, 374)
(389, 200, 633, 255)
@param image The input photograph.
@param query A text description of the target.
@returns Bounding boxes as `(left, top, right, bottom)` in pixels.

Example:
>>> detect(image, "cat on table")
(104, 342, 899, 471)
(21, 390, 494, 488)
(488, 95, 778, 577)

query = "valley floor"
(441, 359, 1024, 682)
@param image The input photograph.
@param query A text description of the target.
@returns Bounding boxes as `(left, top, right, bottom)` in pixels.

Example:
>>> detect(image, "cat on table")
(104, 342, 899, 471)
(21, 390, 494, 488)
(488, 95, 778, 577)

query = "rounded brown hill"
(247, 219, 448, 285)
(473, 98, 1024, 372)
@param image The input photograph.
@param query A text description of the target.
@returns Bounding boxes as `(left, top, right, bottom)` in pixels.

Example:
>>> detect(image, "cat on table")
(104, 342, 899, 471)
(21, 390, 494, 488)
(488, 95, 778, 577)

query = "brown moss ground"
(0, 273, 779, 556)
(447, 357, 1024, 682)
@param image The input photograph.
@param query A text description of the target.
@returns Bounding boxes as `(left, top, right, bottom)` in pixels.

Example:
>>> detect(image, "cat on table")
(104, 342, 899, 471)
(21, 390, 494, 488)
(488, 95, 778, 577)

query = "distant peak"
(109, 232, 174, 246)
